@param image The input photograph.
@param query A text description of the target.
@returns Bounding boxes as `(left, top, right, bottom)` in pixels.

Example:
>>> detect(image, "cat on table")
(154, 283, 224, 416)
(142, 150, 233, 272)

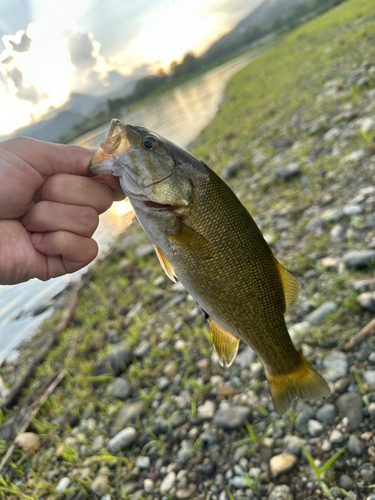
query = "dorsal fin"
(208, 318, 240, 367)
(152, 244, 177, 282)
(273, 258, 301, 310)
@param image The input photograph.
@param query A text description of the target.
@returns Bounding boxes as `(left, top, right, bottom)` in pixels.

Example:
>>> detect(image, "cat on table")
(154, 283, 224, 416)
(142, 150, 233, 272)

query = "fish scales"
(89, 120, 330, 414)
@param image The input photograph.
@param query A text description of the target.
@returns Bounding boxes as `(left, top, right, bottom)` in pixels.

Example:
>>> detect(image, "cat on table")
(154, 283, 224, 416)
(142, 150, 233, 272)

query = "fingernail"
(31, 233, 43, 245)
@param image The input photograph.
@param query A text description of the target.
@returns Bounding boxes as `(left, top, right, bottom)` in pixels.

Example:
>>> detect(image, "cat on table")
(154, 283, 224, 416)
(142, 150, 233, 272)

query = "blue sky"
(0, 0, 263, 135)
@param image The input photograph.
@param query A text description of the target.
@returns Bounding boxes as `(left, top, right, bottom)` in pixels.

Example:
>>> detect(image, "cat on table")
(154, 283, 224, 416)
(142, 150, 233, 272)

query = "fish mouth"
(141, 200, 183, 211)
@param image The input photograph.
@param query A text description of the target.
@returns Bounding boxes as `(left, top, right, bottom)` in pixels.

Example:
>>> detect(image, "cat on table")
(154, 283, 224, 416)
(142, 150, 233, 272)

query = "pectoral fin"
(273, 258, 301, 310)
(208, 318, 240, 367)
(153, 244, 177, 282)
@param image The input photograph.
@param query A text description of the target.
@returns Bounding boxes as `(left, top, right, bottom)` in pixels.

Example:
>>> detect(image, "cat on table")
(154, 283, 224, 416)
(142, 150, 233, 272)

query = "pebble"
(304, 301, 336, 325)
(269, 454, 297, 478)
(307, 419, 324, 437)
(56, 477, 71, 494)
(197, 400, 216, 419)
(222, 160, 244, 180)
(176, 485, 197, 499)
(357, 292, 375, 312)
(107, 427, 137, 453)
(229, 476, 250, 489)
(275, 162, 300, 181)
(368, 402, 375, 418)
(334, 377, 351, 393)
(316, 404, 337, 424)
(306, 216, 325, 233)
(330, 224, 345, 241)
(135, 456, 150, 469)
(347, 434, 365, 455)
(342, 250, 375, 269)
(364, 370, 375, 385)
(93, 348, 133, 376)
(283, 435, 301, 456)
(16, 432, 39, 452)
(91, 434, 106, 453)
(343, 204, 363, 215)
(144, 479, 154, 492)
(321, 352, 348, 381)
(105, 378, 131, 400)
(160, 471, 176, 493)
(213, 405, 252, 431)
(111, 401, 145, 433)
(336, 392, 363, 430)
(91, 474, 109, 497)
(135, 243, 154, 256)
(288, 321, 310, 346)
(361, 118, 375, 133)
(252, 152, 268, 168)
(234, 346, 256, 367)
(164, 361, 178, 377)
(361, 469, 374, 483)
(269, 485, 294, 500)
(295, 407, 315, 432)
(339, 474, 354, 490)
(339, 149, 367, 166)
(329, 429, 344, 444)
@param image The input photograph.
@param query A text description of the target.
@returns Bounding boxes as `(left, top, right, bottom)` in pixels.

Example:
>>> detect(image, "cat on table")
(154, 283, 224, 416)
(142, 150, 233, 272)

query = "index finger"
(0, 137, 95, 177)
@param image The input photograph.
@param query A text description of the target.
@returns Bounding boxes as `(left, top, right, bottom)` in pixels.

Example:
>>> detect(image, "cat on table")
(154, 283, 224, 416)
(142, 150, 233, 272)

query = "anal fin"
(273, 258, 301, 310)
(153, 244, 177, 282)
(208, 318, 240, 367)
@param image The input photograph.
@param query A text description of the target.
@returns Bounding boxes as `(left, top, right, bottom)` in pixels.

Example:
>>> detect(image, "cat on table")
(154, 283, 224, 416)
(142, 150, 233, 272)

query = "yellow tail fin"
(266, 355, 330, 415)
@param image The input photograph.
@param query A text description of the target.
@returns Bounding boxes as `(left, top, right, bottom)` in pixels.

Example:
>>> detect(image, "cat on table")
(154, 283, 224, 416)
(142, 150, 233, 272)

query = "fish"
(89, 119, 330, 415)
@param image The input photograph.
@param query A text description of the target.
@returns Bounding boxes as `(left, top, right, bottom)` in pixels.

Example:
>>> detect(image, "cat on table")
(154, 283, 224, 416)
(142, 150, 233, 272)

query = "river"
(0, 53, 254, 359)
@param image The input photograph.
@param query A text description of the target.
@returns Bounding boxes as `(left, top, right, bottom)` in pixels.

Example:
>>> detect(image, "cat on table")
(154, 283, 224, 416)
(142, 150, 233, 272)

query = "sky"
(0, 0, 263, 136)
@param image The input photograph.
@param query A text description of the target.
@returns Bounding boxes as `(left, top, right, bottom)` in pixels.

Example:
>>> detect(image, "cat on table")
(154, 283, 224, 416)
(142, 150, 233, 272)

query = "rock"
(324, 127, 341, 142)
(336, 392, 363, 430)
(306, 217, 325, 233)
(16, 432, 39, 452)
(343, 204, 363, 216)
(339, 474, 353, 490)
(229, 476, 249, 489)
(93, 349, 133, 376)
(323, 208, 345, 222)
(105, 378, 131, 400)
(91, 474, 109, 497)
(252, 152, 268, 168)
(160, 471, 176, 493)
(135, 456, 150, 469)
(361, 118, 375, 134)
(334, 377, 351, 393)
(177, 440, 195, 463)
(347, 435, 365, 455)
(56, 477, 71, 494)
(329, 429, 344, 444)
(361, 469, 374, 483)
(343, 250, 375, 269)
(222, 161, 245, 180)
(288, 321, 310, 346)
(234, 346, 256, 367)
(118, 258, 134, 273)
(269, 485, 294, 500)
(330, 224, 345, 241)
(91, 434, 106, 453)
(164, 361, 178, 377)
(321, 352, 348, 382)
(283, 435, 301, 456)
(308, 419, 324, 437)
(157, 376, 171, 391)
(295, 407, 315, 432)
(176, 485, 197, 499)
(111, 401, 145, 434)
(197, 400, 216, 419)
(316, 404, 337, 424)
(269, 454, 297, 478)
(213, 405, 252, 431)
(368, 402, 375, 418)
(357, 292, 375, 312)
(135, 243, 154, 257)
(339, 149, 367, 166)
(364, 370, 375, 385)
(319, 257, 339, 271)
(322, 439, 332, 452)
(107, 427, 137, 453)
(275, 162, 300, 181)
(144, 479, 154, 492)
(304, 301, 336, 325)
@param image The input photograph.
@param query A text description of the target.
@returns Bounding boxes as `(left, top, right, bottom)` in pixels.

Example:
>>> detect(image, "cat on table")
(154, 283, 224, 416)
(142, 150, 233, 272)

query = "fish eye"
(142, 136, 159, 151)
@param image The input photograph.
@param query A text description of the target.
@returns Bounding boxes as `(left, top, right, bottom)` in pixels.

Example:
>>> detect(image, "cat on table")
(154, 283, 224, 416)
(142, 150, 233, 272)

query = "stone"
(252, 152, 268, 168)
(361, 118, 375, 134)
(329, 429, 344, 444)
(222, 161, 245, 180)
(357, 292, 375, 312)
(321, 352, 348, 382)
(229, 476, 250, 489)
(160, 471, 176, 493)
(111, 401, 145, 434)
(118, 258, 134, 273)
(308, 419, 324, 437)
(93, 349, 133, 376)
(336, 392, 363, 430)
(288, 321, 310, 346)
(91, 434, 106, 453)
(275, 162, 300, 181)
(269, 485, 294, 500)
(16, 432, 39, 452)
(177, 441, 195, 463)
(343, 204, 363, 216)
(364, 371, 375, 385)
(283, 435, 301, 456)
(135, 243, 154, 256)
(107, 427, 137, 453)
(144, 479, 154, 492)
(106, 378, 131, 400)
(164, 361, 178, 377)
(330, 224, 344, 241)
(176, 485, 197, 499)
(269, 454, 297, 478)
(56, 477, 71, 494)
(213, 406, 252, 431)
(343, 250, 375, 269)
(316, 404, 337, 424)
(324, 127, 341, 142)
(347, 434, 365, 455)
(339, 149, 367, 167)
(304, 301, 336, 325)
(339, 474, 353, 490)
(368, 402, 375, 418)
(334, 377, 350, 393)
(91, 474, 109, 497)
(322, 439, 332, 452)
(234, 346, 256, 367)
(323, 208, 345, 223)
(295, 407, 315, 432)
(135, 456, 150, 469)
(306, 217, 325, 233)
(197, 400, 216, 419)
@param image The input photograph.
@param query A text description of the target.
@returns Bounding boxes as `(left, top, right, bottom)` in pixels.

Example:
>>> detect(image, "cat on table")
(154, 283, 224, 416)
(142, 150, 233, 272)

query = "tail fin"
(266, 355, 330, 415)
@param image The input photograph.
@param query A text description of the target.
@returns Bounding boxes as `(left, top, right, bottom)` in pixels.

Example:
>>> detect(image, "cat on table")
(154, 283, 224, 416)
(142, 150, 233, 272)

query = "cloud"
(1, 55, 13, 65)
(6, 66, 48, 104)
(65, 30, 97, 70)
(9, 31, 31, 52)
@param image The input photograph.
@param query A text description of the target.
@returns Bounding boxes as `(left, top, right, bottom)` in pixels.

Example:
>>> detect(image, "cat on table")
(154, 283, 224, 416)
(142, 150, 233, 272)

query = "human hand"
(0, 137, 125, 285)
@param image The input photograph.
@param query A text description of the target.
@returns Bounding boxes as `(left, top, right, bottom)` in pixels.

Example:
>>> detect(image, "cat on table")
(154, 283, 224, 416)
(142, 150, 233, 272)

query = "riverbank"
(1, 0, 375, 498)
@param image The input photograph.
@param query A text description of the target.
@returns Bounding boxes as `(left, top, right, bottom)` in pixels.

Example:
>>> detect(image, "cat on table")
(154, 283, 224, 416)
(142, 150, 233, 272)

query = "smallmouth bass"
(89, 119, 330, 415)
